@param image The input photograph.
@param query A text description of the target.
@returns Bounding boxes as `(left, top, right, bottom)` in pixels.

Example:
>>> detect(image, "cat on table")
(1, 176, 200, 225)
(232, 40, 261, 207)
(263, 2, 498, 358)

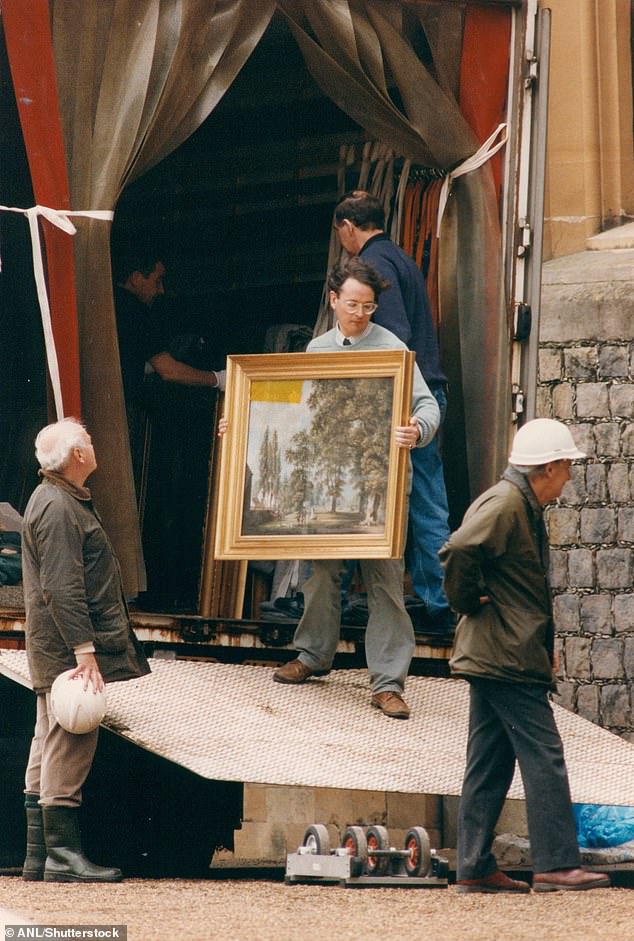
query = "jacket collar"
(359, 232, 390, 253)
(503, 465, 543, 517)
(40, 469, 92, 503)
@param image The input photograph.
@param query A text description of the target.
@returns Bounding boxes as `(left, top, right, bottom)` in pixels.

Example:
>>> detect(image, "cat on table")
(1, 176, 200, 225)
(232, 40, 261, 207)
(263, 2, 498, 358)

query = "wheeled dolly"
(285, 824, 449, 888)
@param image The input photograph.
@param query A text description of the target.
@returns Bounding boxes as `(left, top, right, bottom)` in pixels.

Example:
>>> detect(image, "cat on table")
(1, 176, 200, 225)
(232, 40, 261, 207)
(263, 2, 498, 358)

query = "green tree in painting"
(349, 378, 392, 523)
(270, 430, 281, 507)
(256, 425, 282, 510)
(284, 378, 393, 519)
(285, 430, 314, 523)
(306, 379, 355, 513)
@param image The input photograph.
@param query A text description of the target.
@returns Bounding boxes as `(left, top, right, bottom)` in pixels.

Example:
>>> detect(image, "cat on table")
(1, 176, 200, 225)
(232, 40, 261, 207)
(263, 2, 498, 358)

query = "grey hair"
(511, 463, 548, 478)
(35, 418, 89, 472)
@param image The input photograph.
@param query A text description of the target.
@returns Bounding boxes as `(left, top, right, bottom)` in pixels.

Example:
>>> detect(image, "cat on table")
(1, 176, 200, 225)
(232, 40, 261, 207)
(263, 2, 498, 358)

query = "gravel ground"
(0, 875, 632, 941)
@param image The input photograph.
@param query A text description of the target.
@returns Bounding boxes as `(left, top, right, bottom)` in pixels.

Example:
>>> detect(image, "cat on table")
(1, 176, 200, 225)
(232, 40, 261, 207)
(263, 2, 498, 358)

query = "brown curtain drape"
(279, 0, 511, 509)
(49, 0, 276, 594)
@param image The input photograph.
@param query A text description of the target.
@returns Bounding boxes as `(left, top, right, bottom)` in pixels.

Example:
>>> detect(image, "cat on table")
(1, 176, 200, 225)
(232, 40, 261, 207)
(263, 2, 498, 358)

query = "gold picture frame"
(214, 349, 414, 561)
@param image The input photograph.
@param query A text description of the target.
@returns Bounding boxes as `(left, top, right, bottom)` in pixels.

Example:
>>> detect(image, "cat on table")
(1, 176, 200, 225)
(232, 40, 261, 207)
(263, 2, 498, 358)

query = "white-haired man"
(440, 418, 610, 894)
(21, 418, 150, 883)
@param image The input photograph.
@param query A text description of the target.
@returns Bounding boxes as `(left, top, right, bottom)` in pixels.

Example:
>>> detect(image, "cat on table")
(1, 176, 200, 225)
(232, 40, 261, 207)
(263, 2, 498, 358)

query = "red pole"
(2, 0, 82, 417)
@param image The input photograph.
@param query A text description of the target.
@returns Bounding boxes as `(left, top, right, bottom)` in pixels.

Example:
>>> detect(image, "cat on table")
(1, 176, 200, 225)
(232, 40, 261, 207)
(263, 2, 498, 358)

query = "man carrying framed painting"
(271, 257, 440, 718)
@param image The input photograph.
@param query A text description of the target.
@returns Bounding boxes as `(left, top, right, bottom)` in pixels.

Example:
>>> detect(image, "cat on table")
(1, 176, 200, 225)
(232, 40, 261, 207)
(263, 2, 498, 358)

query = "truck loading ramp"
(1, 649, 633, 805)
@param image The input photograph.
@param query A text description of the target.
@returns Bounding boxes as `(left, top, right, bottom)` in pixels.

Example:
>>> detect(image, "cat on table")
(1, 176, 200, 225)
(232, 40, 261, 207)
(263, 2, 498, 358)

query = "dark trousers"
(457, 678, 581, 879)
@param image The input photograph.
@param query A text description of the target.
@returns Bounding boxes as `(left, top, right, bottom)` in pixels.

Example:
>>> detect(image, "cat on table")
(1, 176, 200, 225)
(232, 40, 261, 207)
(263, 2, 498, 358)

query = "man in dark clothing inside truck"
(113, 252, 227, 607)
(440, 418, 610, 894)
(114, 253, 226, 409)
(113, 251, 225, 491)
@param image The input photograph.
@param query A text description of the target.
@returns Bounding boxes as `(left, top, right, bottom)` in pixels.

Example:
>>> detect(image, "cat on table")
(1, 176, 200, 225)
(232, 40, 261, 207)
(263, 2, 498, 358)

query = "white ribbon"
(0, 204, 113, 419)
(436, 123, 508, 237)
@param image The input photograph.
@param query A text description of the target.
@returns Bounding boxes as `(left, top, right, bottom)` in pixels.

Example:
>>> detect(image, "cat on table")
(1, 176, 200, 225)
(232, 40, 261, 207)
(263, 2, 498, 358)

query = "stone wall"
(538, 249, 634, 741)
(212, 783, 443, 866)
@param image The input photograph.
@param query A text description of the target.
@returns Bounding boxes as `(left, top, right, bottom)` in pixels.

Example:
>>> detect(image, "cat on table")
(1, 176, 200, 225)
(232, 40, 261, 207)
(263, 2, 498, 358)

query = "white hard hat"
(50, 669, 107, 734)
(509, 418, 586, 466)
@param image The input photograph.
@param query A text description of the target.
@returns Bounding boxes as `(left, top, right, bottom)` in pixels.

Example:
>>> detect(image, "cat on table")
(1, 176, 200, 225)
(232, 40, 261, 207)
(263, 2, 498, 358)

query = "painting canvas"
(214, 350, 414, 560)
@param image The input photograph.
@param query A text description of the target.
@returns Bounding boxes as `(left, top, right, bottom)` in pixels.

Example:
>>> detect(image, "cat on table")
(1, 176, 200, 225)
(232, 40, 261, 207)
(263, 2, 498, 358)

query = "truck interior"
(0, 1, 556, 880)
(0, 3, 540, 651)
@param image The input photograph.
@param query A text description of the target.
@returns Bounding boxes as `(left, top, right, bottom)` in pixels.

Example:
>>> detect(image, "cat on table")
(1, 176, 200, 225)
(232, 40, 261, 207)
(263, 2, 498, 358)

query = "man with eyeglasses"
(333, 191, 453, 645)
(272, 257, 440, 718)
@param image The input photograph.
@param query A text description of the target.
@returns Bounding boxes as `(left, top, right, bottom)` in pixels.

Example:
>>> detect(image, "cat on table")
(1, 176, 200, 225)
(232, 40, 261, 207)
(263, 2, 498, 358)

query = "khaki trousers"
(25, 692, 98, 807)
(293, 557, 415, 693)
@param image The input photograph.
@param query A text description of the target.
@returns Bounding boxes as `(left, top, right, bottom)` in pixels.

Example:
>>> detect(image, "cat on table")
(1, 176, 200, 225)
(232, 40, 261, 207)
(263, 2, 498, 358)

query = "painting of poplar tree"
(256, 427, 281, 511)
(242, 376, 393, 535)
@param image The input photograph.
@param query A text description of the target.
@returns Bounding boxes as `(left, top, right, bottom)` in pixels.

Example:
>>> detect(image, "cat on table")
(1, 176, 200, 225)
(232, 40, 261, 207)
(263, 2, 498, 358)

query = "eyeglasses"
(339, 300, 378, 315)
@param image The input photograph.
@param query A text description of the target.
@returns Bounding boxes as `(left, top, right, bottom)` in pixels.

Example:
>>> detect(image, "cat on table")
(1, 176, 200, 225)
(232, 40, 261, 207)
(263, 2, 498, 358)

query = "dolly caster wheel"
(403, 826, 431, 877)
(366, 825, 390, 876)
(341, 825, 368, 875)
(302, 824, 330, 856)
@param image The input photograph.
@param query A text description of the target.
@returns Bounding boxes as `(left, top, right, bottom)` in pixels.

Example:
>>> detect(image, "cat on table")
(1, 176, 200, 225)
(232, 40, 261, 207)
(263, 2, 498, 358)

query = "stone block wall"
(211, 783, 443, 866)
(538, 250, 634, 741)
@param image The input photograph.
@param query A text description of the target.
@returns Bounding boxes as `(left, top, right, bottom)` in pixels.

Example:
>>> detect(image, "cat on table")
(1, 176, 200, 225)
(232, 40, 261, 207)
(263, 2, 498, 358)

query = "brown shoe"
(456, 871, 531, 894)
(533, 868, 611, 892)
(272, 659, 330, 685)
(371, 691, 410, 719)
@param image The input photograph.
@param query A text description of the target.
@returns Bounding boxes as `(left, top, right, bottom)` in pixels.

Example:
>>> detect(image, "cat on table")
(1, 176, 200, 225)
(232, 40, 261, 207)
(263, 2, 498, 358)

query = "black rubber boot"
(42, 806, 123, 883)
(22, 793, 46, 881)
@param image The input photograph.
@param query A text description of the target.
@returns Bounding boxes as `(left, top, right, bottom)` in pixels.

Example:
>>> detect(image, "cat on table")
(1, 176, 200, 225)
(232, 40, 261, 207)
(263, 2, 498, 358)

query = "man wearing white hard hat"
(440, 419, 610, 894)
(21, 418, 150, 883)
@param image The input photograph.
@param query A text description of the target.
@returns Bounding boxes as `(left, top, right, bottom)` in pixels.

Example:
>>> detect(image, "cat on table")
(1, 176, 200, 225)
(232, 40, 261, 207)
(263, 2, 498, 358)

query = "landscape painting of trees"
(213, 350, 413, 560)
(242, 376, 393, 536)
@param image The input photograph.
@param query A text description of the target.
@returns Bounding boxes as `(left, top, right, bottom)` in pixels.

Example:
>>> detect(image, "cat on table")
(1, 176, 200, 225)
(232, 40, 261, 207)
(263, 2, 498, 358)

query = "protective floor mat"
(2, 649, 633, 804)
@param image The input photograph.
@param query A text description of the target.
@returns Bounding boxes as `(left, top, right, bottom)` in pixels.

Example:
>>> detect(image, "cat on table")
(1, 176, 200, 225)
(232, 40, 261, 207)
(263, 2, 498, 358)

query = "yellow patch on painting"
(250, 380, 304, 404)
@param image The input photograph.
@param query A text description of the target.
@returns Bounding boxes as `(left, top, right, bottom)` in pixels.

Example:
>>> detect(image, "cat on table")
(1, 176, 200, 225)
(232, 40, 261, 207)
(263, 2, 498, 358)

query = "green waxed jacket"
(440, 473, 554, 686)
(22, 473, 150, 693)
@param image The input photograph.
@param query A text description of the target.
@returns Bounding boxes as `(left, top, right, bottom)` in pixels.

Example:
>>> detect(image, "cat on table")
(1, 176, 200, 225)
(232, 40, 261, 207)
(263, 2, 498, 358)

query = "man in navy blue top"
(333, 191, 454, 641)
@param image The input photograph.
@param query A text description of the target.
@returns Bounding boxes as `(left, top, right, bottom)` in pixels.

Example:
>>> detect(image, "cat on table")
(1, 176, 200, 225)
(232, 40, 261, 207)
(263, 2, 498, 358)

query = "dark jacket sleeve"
(439, 492, 515, 614)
